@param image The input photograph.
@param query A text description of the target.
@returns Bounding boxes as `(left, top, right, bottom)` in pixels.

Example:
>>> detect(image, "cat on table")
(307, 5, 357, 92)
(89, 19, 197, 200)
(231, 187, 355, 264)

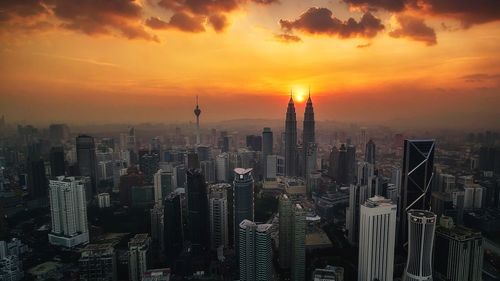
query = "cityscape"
(1, 1, 500, 281)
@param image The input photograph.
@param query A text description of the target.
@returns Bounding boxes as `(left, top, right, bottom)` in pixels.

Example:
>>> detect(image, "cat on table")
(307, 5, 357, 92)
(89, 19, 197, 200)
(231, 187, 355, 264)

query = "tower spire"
(194, 95, 201, 146)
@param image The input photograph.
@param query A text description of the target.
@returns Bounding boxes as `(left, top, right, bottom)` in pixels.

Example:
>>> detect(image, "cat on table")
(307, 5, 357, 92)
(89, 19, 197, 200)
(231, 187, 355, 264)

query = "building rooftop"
(234, 168, 252, 175)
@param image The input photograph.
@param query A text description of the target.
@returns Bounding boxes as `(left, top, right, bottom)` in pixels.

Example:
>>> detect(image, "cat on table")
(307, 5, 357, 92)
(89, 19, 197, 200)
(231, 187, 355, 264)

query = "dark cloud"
(343, 0, 407, 12)
(208, 14, 228, 33)
(52, 0, 158, 41)
(169, 12, 206, 32)
(389, 15, 436, 46)
(274, 33, 302, 43)
(343, 0, 500, 27)
(279, 7, 384, 38)
(420, 0, 500, 27)
(146, 13, 206, 33)
(0, 0, 49, 22)
(461, 73, 500, 83)
(155, 0, 278, 33)
(0, 0, 158, 41)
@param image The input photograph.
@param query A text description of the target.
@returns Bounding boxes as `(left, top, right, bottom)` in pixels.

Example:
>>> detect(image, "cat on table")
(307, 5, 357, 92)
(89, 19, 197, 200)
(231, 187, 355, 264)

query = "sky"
(0, 0, 499, 129)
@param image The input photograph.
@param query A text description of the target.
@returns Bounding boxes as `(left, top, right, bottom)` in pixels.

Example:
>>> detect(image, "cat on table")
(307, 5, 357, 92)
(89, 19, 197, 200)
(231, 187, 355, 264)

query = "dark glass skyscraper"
(302, 93, 315, 176)
(285, 94, 297, 177)
(233, 168, 254, 254)
(399, 139, 435, 246)
(164, 193, 183, 266)
(76, 135, 98, 195)
(50, 146, 66, 178)
(186, 168, 209, 253)
(365, 139, 376, 166)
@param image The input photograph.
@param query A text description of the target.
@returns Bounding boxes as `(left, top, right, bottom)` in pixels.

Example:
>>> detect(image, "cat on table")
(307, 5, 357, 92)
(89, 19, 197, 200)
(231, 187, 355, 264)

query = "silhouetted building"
(303, 92, 315, 177)
(336, 144, 348, 185)
(186, 169, 209, 253)
(365, 139, 376, 166)
(278, 194, 292, 269)
(76, 135, 98, 195)
(139, 153, 160, 184)
(164, 193, 183, 266)
(234, 168, 254, 254)
(328, 146, 339, 179)
(119, 167, 144, 206)
(49, 146, 65, 177)
(246, 135, 262, 152)
(400, 139, 435, 247)
(27, 159, 47, 199)
(79, 243, 117, 281)
(285, 93, 297, 176)
(128, 234, 151, 281)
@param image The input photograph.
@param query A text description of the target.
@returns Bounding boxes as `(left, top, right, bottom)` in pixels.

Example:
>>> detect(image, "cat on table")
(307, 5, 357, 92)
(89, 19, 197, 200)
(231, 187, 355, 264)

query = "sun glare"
(294, 89, 305, 103)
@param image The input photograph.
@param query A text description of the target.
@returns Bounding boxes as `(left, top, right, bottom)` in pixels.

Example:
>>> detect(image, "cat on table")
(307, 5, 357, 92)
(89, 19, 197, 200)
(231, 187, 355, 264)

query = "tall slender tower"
(285, 91, 297, 177)
(194, 95, 202, 145)
(303, 89, 316, 177)
(403, 210, 437, 281)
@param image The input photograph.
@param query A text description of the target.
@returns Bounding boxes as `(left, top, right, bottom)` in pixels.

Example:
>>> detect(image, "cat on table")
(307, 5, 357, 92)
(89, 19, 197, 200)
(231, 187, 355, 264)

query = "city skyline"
(1, 1, 500, 128)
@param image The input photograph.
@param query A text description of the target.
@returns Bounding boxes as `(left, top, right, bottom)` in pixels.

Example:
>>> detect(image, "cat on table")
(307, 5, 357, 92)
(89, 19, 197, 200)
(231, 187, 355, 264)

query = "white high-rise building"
(403, 210, 437, 281)
(97, 193, 111, 208)
(153, 169, 173, 207)
(463, 184, 484, 210)
(48, 176, 89, 248)
(128, 234, 151, 281)
(216, 153, 230, 182)
(239, 220, 272, 281)
(209, 183, 230, 250)
(278, 194, 292, 269)
(266, 155, 284, 180)
(358, 196, 397, 281)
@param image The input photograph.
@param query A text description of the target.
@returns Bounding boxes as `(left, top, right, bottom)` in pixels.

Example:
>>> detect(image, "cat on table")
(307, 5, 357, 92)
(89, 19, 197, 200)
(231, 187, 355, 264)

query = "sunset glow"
(0, 0, 499, 128)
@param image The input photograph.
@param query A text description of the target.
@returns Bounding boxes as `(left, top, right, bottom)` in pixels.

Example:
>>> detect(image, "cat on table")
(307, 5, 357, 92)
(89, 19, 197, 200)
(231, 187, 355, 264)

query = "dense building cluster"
(0, 98, 499, 281)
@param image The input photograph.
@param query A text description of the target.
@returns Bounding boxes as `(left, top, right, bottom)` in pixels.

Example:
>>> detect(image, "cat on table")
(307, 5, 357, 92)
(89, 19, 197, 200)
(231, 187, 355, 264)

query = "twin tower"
(284, 90, 316, 178)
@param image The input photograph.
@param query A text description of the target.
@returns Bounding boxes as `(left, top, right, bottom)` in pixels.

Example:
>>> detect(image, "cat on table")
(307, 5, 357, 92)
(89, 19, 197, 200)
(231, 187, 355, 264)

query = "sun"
(294, 89, 305, 103)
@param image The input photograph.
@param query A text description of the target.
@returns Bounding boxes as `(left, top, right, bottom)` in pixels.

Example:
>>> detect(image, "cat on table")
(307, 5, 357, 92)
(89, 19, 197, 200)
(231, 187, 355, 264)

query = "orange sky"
(0, 0, 499, 129)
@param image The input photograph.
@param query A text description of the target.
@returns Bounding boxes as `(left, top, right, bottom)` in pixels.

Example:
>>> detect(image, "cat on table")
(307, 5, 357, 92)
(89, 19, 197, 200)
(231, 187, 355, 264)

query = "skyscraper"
(76, 135, 98, 195)
(358, 196, 397, 281)
(186, 169, 209, 252)
(402, 210, 437, 281)
(434, 216, 483, 281)
(233, 168, 254, 252)
(262, 128, 273, 179)
(150, 204, 164, 259)
(49, 146, 65, 177)
(153, 169, 173, 207)
(194, 95, 202, 145)
(364, 139, 376, 165)
(291, 204, 306, 281)
(209, 183, 230, 250)
(303, 91, 315, 177)
(346, 184, 360, 245)
(400, 140, 435, 246)
(285, 93, 297, 177)
(163, 193, 183, 266)
(238, 220, 272, 281)
(79, 243, 117, 281)
(278, 194, 292, 269)
(336, 144, 348, 185)
(128, 234, 151, 281)
(216, 153, 230, 182)
(139, 152, 160, 184)
(48, 176, 89, 248)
